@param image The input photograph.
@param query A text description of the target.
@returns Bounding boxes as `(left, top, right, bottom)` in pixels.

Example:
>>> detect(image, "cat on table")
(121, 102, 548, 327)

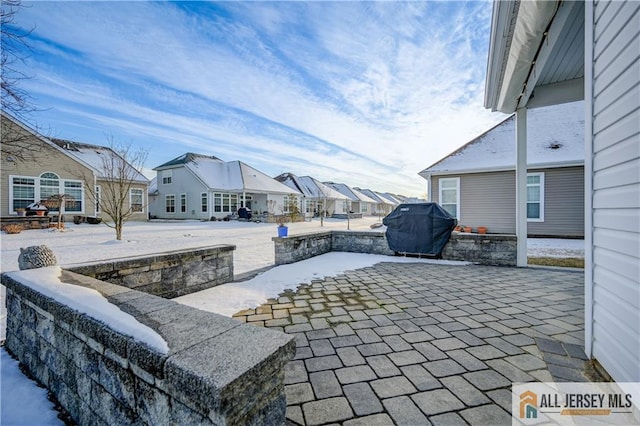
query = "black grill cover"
(383, 203, 457, 256)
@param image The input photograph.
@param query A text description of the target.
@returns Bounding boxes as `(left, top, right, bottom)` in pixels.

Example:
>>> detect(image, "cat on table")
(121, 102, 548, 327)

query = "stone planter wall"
(274, 231, 517, 266)
(442, 232, 517, 266)
(1, 270, 295, 426)
(331, 230, 394, 255)
(272, 231, 333, 265)
(66, 245, 235, 299)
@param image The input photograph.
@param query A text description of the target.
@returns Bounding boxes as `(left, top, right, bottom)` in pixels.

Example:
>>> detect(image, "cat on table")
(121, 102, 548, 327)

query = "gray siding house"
(420, 102, 584, 237)
(485, 0, 639, 383)
(151, 153, 300, 220)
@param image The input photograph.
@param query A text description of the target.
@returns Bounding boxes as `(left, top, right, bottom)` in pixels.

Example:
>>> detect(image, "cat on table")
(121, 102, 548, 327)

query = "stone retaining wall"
(1, 270, 295, 426)
(331, 230, 394, 255)
(273, 231, 517, 266)
(273, 231, 333, 265)
(66, 245, 235, 299)
(442, 232, 517, 266)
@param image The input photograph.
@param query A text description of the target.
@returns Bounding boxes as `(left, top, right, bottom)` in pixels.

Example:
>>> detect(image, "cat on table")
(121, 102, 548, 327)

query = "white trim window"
(165, 194, 175, 213)
(9, 173, 84, 214)
(130, 188, 144, 213)
(201, 193, 208, 213)
(527, 173, 544, 221)
(283, 195, 298, 213)
(180, 193, 187, 213)
(162, 170, 172, 185)
(213, 193, 238, 213)
(439, 177, 460, 219)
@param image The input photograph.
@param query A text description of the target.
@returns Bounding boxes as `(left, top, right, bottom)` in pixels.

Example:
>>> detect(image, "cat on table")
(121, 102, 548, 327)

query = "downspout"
(426, 174, 432, 202)
(93, 174, 98, 217)
(583, 0, 594, 359)
(515, 107, 528, 267)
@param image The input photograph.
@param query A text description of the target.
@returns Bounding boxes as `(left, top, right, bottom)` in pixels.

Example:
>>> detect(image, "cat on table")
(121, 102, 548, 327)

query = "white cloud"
(15, 1, 505, 196)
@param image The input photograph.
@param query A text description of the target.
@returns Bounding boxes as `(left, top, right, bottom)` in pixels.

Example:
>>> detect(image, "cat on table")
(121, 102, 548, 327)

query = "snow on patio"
(0, 217, 583, 424)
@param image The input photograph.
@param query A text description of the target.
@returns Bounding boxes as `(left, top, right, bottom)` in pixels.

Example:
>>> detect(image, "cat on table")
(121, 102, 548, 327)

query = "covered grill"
(383, 203, 457, 257)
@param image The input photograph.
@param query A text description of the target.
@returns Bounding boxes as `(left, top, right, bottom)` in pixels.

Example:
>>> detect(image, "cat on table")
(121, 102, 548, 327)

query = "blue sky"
(12, 1, 506, 196)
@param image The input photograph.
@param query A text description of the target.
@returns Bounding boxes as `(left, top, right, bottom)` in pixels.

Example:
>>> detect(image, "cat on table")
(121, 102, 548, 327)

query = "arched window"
(40, 172, 60, 208)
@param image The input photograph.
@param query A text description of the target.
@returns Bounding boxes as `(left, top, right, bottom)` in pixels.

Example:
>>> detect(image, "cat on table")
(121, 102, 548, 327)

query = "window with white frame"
(283, 195, 297, 213)
(201, 193, 208, 212)
(527, 173, 544, 221)
(64, 181, 83, 212)
(361, 203, 368, 213)
(162, 170, 172, 184)
(9, 174, 84, 214)
(165, 195, 175, 213)
(130, 188, 144, 213)
(439, 177, 460, 219)
(40, 172, 60, 207)
(213, 193, 238, 213)
(11, 177, 35, 211)
(180, 193, 187, 213)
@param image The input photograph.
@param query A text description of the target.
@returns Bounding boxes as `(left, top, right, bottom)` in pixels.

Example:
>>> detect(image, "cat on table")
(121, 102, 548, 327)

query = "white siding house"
(151, 153, 300, 220)
(274, 173, 349, 218)
(485, 0, 639, 382)
(323, 182, 378, 217)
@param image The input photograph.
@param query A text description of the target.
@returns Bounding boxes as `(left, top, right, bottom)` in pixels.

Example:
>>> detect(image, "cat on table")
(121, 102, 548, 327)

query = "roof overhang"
(485, 0, 585, 113)
(422, 160, 584, 178)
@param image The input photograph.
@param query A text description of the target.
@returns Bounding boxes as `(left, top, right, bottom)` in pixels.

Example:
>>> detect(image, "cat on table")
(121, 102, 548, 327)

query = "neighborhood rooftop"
(420, 101, 584, 176)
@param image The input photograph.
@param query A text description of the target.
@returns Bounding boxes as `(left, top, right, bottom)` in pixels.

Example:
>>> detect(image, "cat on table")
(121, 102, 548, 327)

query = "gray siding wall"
(432, 167, 584, 237)
(153, 167, 208, 220)
(591, 0, 640, 382)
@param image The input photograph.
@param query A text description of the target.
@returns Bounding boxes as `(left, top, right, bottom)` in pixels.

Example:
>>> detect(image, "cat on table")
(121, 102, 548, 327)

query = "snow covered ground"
(0, 217, 584, 424)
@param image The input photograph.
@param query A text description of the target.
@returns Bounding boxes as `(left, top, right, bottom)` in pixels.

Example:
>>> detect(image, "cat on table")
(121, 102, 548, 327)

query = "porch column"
(515, 107, 528, 267)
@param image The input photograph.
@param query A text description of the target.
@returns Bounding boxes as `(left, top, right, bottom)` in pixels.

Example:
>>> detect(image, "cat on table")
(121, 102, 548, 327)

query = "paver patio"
(233, 262, 589, 425)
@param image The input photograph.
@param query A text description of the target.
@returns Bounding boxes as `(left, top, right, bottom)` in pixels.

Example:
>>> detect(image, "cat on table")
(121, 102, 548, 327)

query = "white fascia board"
(489, 1, 560, 113)
(485, 0, 517, 110)
(427, 160, 584, 177)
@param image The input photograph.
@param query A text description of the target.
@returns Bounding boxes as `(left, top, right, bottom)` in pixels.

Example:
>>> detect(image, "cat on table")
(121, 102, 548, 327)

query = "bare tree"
(0, 0, 49, 162)
(1, 0, 34, 121)
(75, 139, 148, 240)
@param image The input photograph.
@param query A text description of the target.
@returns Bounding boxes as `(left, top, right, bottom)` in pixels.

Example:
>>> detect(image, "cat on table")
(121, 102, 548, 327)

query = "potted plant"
(463, 226, 472, 233)
(15, 208, 26, 216)
(477, 226, 488, 234)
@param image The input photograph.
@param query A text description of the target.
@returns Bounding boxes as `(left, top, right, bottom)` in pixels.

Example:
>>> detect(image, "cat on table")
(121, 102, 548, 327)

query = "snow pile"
(6, 266, 168, 353)
(1, 348, 62, 425)
(175, 252, 470, 317)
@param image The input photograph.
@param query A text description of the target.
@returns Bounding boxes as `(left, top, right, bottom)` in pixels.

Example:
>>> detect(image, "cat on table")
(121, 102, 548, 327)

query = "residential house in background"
(419, 101, 584, 237)
(484, 0, 638, 382)
(378, 192, 403, 207)
(152, 153, 300, 220)
(1, 112, 149, 221)
(323, 182, 378, 217)
(274, 173, 349, 218)
(354, 188, 395, 216)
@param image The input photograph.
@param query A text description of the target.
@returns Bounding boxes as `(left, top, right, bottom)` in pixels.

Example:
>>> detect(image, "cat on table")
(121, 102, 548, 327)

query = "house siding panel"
(432, 167, 584, 237)
(1, 116, 95, 217)
(591, 0, 640, 382)
(528, 167, 584, 237)
(152, 167, 208, 219)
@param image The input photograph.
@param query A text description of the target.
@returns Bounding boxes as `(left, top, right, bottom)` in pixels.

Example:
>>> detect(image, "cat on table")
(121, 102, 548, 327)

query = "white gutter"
(583, 0, 594, 359)
(487, 0, 560, 113)
(421, 161, 585, 177)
